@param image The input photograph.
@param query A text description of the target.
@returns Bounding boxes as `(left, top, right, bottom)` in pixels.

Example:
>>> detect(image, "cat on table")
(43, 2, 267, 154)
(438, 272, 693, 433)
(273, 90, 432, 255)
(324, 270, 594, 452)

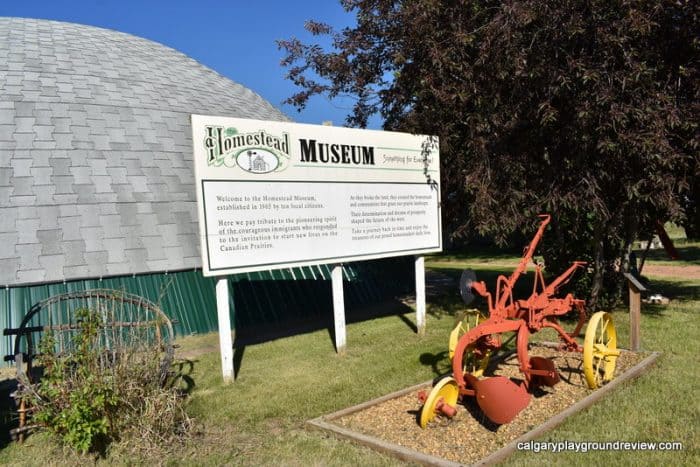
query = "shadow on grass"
(224, 295, 422, 375)
(634, 244, 700, 265)
(236, 298, 416, 350)
(0, 378, 17, 449)
(419, 350, 452, 378)
(233, 347, 245, 379)
(168, 359, 197, 394)
(427, 244, 522, 262)
(642, 277, 700, 305)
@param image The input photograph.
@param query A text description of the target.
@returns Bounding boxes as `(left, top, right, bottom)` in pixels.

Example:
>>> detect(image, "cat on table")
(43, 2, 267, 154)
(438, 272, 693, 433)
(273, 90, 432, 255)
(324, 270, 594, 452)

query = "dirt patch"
(175, 345, 219, 360)
(332, 345, 647, 465)
(642, 264, 700, 280)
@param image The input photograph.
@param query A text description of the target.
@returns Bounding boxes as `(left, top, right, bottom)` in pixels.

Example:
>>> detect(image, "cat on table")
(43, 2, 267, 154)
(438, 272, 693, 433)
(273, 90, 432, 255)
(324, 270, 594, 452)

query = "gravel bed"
(334, 345, 646, 465)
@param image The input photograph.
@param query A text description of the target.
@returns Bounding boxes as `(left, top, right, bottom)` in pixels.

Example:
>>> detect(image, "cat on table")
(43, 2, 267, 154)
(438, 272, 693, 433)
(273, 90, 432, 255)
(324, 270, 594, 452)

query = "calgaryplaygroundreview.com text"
(517, 440, 684, 454)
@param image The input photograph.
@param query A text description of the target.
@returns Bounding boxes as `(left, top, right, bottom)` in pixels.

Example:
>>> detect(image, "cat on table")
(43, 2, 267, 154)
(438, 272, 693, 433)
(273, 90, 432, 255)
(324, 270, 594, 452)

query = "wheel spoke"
(602, 318, 611, 345)
(451, 311, 490, 378)
(594, 356, 603, 378)
(584, 312, 618, 389)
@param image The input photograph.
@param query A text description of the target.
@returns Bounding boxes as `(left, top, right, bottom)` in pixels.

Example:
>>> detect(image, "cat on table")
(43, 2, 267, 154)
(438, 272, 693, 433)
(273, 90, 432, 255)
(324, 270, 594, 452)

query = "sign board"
(191, 115, 441, 276)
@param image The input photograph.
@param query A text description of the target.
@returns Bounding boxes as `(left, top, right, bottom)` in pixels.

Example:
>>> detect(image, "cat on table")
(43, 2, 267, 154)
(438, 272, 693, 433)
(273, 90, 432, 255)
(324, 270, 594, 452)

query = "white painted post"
(216, 278, 234, 383)
(415, 256, 426, 336)
(331, 264, 347, 355)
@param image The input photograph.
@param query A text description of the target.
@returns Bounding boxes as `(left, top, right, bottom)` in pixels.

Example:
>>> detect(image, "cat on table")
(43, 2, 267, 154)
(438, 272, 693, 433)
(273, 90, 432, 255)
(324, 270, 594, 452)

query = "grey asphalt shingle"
(1, 17, 290, 285)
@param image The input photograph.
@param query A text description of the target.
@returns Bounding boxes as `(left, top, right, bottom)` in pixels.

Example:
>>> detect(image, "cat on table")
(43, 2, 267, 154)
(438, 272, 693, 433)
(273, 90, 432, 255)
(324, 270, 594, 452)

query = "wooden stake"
(623, 273, 645, 351)
(216, 278, 234, 382)
(332, 265, 347, 355)
(415, 256, 426, 336)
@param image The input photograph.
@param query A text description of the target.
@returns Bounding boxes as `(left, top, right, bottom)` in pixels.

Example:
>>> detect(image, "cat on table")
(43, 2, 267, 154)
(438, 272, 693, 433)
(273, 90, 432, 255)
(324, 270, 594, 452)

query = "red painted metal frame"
(452, 215, 587, 393)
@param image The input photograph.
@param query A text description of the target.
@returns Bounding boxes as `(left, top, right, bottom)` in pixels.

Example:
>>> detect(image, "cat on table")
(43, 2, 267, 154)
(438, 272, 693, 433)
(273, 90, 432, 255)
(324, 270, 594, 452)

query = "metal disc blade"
(471, 376, 530, 425)
(459, 269, 477, 305)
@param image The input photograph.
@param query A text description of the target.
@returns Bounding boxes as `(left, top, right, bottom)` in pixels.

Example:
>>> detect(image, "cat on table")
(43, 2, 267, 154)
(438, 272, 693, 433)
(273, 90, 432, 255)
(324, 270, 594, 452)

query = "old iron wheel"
(419, 375, 459, 428)
(583, 311, 619, 389)
(448, 309, 490, 377)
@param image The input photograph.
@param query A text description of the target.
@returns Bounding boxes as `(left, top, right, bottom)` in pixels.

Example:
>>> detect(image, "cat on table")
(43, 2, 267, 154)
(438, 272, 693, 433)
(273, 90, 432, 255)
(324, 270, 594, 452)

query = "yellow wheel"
(419, 376, 459, 428)
(583, 311, 621, 389)
(448, 310, 490, 377)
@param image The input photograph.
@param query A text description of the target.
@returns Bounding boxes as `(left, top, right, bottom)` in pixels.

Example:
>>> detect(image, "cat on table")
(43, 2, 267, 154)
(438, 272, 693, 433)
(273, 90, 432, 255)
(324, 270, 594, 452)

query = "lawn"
(0, 244, 697, 465)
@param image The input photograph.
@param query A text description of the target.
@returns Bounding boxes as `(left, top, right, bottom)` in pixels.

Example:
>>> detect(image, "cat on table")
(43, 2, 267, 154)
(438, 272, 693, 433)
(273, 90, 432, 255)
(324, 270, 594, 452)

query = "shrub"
(17, 307, 191, 455)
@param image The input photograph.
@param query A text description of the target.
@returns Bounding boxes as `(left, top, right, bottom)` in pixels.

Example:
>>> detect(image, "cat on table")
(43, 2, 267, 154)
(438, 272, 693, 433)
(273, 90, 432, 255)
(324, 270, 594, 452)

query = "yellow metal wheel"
(448, 310, 490, 377)
(583, 311, 620, 389)
(419, 376, 459, 428)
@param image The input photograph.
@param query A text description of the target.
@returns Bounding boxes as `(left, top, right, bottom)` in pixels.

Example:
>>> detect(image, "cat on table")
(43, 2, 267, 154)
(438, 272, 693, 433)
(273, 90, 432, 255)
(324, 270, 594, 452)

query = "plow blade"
(529, 356, 561, 387)
(465, 374, 530, 425)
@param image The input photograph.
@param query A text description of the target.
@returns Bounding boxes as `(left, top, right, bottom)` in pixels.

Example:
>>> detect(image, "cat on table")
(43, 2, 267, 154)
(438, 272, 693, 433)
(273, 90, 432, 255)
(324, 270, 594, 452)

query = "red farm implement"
(419, 215, 620, 427)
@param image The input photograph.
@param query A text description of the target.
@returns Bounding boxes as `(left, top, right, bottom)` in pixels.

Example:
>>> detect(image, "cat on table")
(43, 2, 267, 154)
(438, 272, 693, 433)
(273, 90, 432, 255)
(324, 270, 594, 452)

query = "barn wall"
(0, 258, 413, 363)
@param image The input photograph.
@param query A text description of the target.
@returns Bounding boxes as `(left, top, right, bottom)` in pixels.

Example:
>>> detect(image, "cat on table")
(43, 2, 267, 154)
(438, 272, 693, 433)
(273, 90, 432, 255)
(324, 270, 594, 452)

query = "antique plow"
(419, 215, 620, 427)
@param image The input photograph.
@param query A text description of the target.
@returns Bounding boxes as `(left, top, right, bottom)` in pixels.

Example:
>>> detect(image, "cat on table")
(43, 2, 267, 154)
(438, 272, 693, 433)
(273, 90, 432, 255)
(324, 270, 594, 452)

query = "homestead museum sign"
(204, 125, 377, 169)
(192, 116, 442, 276)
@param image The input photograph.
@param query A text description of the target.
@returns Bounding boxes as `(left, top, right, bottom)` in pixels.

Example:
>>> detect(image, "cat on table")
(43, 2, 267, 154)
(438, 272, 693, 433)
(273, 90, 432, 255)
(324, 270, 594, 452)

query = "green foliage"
(278, 0, 699, 309)
(20, 307, 190, 455)
(539, 211, 624, 309)
(31, 308, 117, 453)
(682, 175, 700, 239)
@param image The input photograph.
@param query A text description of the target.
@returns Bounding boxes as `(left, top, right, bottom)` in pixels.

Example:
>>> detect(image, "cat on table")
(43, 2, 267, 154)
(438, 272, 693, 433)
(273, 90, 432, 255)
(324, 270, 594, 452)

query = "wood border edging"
(307, 350, 661, 466)
(474, 350, 661, 465)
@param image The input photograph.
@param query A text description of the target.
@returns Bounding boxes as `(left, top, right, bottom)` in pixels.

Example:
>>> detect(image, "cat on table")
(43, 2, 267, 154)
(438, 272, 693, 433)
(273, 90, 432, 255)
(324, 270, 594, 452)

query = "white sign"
(191, 115, 441, 276)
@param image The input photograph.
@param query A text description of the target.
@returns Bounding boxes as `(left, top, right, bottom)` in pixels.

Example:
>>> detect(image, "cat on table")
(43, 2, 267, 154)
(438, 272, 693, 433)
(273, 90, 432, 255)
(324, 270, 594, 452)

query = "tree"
(279, 0, 699, 309)
(681, 167, 700, 239)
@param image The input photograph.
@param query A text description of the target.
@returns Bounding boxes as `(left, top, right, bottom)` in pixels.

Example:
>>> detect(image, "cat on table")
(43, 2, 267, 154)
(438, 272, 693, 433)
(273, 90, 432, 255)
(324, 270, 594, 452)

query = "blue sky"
(1, 0, 380, 128)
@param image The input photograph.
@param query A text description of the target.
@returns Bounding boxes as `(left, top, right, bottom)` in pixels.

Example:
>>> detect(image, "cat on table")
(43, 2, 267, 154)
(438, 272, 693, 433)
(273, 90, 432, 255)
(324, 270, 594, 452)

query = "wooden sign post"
(191, 116, 441, 381)
(623, 273, 646, 351)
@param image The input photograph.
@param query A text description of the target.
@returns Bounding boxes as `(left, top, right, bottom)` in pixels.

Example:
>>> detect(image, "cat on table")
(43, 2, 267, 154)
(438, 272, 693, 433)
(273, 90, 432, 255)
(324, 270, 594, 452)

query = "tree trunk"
(587, 224, 605, 312)
(615, 213, 639, 303)
(638, 232, 654, 275)
(615, 238, 633, 305)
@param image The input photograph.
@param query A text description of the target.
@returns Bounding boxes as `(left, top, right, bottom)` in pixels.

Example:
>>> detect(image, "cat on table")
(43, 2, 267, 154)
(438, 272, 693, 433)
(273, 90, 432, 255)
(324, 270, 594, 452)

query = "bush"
(18, 307, 191, 455)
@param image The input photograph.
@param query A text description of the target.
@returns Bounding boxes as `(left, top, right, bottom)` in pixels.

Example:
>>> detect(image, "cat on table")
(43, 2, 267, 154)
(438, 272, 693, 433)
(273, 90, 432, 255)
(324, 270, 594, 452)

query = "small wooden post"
(623, 273, 646, 351)
(415, 256, 426, 336)
(331, 264, 347, 355)
(216, 278, 234, 383)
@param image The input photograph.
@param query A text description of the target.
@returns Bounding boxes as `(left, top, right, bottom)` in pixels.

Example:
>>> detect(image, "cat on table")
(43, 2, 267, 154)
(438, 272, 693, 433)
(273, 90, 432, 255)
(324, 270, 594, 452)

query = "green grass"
(633, 223, 698, 266)
(663, 222, 688, 241)
(504, 281, 699, 466)
(634, 240, 700, 267)
(0, 302, 463, 465)
(0, 245, 697, 465)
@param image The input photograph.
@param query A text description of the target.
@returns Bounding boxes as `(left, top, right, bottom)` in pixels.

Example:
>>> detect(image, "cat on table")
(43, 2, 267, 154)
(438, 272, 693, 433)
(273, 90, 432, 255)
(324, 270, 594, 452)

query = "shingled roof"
(0, 17, 290, 286)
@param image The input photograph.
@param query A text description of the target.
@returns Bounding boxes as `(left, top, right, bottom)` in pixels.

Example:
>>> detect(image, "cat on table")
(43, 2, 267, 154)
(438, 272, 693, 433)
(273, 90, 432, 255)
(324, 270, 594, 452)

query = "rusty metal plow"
(419, 215, 619, 427)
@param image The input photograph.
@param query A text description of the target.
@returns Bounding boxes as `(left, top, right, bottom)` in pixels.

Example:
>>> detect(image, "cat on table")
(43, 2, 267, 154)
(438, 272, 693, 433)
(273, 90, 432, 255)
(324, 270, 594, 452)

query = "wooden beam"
(415, 256, 426, 336)
(623, 272, 647, 292)
(623, 273, 643, 351)
(216, 278, 234, 382)
(331, 265, 347, 355)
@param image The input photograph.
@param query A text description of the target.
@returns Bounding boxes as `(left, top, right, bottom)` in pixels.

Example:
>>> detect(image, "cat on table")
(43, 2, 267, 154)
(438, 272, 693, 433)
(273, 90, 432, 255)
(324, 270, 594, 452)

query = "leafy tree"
(279, 0, 699, 309)
(682, 168, 700, 239)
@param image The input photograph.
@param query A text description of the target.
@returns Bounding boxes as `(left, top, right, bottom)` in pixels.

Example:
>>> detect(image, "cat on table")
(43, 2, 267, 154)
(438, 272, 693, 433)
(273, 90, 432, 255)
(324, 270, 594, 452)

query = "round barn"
(0, 17, 410, 361)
